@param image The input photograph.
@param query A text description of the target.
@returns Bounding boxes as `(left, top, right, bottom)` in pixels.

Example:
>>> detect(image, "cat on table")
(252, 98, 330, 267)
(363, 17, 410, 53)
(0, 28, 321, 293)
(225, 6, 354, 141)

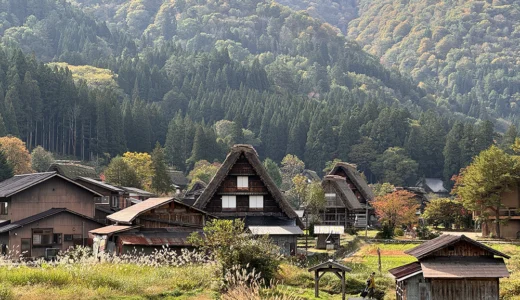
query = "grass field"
(1, 242, 520, 299)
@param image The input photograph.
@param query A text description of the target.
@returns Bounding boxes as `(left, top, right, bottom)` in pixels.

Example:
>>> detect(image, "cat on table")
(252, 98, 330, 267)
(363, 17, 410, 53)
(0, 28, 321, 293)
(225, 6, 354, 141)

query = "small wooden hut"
(314, 225, 344, 249)
(389, 235, 510, 300)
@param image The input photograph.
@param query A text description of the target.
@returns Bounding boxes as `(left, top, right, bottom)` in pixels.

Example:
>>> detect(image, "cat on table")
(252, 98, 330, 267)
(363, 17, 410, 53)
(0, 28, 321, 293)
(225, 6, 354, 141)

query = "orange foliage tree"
(371, 190, 419, 232)
(0, 136, 33, 175)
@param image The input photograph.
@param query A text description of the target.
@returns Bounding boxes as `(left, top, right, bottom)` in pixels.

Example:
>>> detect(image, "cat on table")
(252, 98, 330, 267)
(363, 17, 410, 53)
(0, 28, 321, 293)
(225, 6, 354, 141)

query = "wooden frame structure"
(308, 260, 352, 300)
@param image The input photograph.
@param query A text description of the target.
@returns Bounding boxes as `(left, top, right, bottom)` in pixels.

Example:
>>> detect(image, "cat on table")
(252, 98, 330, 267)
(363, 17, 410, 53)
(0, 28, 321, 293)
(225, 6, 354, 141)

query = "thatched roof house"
(193, 144, 302, 255)
(48, 162, 97, 180)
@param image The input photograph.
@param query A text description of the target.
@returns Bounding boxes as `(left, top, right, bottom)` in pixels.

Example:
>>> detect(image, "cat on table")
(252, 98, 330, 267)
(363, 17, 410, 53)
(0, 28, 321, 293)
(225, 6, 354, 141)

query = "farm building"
(327, 162, 375, 227)
(416, 178, 450, 198)
(477, 182, 520, 239)
(193, 144, 303, 255)
(90, 197, 213, 255)
(181, 180, 207, 206)
(320, 175, 363, 227)
(168, 169, 189, 194)
(314, 225, 344, 249)
(389, 234, 510, 300)
(0, 172, 104, 259)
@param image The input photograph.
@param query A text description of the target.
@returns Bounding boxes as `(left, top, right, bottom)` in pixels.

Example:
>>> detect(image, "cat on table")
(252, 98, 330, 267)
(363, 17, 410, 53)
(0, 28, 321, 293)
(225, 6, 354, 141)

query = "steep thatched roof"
(322, 175, 363, 210)
(329, 162, 374, 201)
(48, 162, 97, 180)
(302, 169, 320, 182)
(168, 170, 189, 187)
(193, 144, 298, 219)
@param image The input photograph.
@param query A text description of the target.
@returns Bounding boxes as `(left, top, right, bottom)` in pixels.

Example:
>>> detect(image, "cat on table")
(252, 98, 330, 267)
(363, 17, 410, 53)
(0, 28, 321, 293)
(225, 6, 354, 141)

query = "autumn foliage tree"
(122, 152, 154, 190)
(372, 190, 419, 236)
(452, 145, 520, 238)
(0, 136, 32, 175)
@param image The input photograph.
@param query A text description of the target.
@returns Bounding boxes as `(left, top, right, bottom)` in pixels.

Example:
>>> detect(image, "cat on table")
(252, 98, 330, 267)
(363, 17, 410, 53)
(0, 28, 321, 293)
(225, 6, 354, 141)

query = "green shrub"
(375, 225, 394, 239)
(394, 228, 404, 236)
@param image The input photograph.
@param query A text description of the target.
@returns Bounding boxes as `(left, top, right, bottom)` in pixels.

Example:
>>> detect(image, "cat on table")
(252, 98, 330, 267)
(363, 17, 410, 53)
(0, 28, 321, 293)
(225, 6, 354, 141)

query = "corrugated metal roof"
(108, 197, 174, 224)
(389, 262, 422, 280)
(405, 234, 510, 259)
(121, 187, 156, 197)
(119, 230, 200, 246)
(248, 226, 303, 235)
(421, 257, 509, 278)
(0, 208, 102, 233)
(89, 225, 137, 235)
(77, 177, 124, 192)
(314, 225, 344, 234)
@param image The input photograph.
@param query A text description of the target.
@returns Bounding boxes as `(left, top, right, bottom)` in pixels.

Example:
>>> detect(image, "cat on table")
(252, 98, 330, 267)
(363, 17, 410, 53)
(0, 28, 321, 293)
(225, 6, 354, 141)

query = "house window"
(0, 202, 7, 215)
(32, 229, 53, 246)
(222, 195, 236, 210)
(53, 233, 62, 244)
(64, 234, 74, 242)
(249, 195, 264, 209)
(237, 176, 249, 189)
(325, 193, 336, 206)
(111, 196, 118, 208)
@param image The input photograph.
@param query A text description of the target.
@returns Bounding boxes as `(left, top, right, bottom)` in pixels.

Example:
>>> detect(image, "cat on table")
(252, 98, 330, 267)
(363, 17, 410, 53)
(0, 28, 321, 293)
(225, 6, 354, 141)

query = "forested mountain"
(0, 0, 510, 188)
(345, 0, 520, 125)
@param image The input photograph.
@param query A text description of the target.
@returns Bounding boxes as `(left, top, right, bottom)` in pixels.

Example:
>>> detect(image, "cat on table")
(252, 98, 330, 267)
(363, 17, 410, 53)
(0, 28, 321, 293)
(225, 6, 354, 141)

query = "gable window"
(325, 193, 336, 206)
(0, 202, 7, 215)
(32, 229, 53, 246)
(237, 176, 249, 189)
(249, 195, 264, 210)
(222, 195, 236, 210)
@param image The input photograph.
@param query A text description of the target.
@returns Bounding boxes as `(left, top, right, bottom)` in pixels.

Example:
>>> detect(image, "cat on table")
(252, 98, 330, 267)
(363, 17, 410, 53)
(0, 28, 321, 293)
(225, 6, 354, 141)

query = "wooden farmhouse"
(0, 172, 104, 259)
(90, 197, 213, 255)
(389, 235, 510, 300)
(193, 144, 303, 255)
(477, 182, 520, 239)
(181, 180, 207, 206)
(416, 178, 450, 198)
(168, 169, 189, 194)
(321, 175, 363, 227)
(327, 162, 375, 227)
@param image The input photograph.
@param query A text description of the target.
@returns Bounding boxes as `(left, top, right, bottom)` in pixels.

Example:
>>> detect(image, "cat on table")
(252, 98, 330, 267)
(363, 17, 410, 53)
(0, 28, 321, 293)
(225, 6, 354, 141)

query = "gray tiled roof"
(0, 208, 102, 233)
(0, 172, 57, 197)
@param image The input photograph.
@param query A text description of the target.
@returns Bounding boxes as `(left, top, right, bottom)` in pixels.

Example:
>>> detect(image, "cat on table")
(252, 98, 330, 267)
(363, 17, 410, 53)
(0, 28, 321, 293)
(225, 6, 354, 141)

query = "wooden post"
(315, 270, 319, 297)
(341, 270, 346, 300)
(377, 247, 382, 275)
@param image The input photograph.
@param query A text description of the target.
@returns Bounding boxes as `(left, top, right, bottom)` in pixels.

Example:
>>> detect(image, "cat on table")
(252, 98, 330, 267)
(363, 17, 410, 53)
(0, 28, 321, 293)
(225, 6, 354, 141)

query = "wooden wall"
(139, 201, 205, 228)
(9, 177, 96, 221)
(431, 241, 494, 257)
(7, 212, 101, 258)
(430, 278, 498, 300)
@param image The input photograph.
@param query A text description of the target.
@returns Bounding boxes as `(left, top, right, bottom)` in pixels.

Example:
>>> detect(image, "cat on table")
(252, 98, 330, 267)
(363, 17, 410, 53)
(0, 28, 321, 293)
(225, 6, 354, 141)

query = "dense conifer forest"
(0, 0, 515, 187)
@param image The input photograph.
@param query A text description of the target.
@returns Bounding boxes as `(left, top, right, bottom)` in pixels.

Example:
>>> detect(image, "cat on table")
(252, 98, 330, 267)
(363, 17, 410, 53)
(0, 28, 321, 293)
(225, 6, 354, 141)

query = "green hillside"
(346, 0, 520, 123)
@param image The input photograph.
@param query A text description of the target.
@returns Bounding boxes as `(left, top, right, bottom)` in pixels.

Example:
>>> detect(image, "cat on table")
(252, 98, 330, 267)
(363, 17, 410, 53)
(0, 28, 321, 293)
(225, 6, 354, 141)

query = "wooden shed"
(314, 225, 344, 250)
(389, 235, 510, 300)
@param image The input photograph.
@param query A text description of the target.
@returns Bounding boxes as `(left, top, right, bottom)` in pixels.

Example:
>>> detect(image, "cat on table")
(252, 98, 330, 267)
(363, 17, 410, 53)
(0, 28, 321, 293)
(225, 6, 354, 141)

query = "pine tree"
(263, 158, 282, 187)
(0, 150, 13, 182)
(151, 142, 172, 195)
(500, 124, 517, 153)
(443, 122, 464, 185)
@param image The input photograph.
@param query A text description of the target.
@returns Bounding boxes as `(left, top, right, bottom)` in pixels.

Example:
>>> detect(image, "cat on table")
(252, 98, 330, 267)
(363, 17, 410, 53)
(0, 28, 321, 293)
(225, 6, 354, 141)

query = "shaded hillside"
(347, 0, 520, 124)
